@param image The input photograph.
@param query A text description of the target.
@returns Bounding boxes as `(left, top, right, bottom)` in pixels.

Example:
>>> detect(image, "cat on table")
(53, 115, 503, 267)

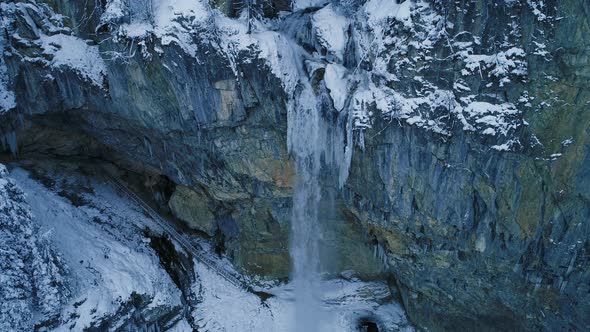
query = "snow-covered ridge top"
(103, 0, 301, 94)
(103, 0, 549, 153)
(154, 0, 209, 27)
(152, 0, 210, 56)
(2, 2, 106, 88)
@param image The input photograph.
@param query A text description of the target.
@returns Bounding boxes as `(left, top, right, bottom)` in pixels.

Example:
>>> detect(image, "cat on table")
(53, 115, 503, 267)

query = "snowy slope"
(9, 165, 183, 330)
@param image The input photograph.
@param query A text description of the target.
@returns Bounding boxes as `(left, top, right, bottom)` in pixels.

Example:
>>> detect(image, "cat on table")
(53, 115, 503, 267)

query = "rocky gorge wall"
(341, 1, 590, 331)
(1, 0, 589, 331)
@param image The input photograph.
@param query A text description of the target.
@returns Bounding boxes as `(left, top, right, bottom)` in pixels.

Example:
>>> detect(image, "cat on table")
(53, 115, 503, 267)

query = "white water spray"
(287, 76, 354, 332)
(288, 82, 324, 331)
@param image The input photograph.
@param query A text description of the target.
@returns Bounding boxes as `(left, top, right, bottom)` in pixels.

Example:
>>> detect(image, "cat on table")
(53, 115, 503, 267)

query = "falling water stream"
(288, 82, 323, 331)
(280, 5, 356, 325)
(287, 72, 353, 331)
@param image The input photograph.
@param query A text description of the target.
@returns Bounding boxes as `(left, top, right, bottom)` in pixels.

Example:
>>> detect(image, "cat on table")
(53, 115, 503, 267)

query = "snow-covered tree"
(32, 231, 70, 320)
(234, 0, 274, 33)
(0, 164, 69, 330)
(0, 164, 35, 331)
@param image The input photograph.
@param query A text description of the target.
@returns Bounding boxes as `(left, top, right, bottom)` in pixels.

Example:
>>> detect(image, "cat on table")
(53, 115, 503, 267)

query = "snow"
(193, 259, 414, 332)
(312, 4, 349, 61)
(0, 17, 15, 113)
(453, 81, 471, 92)
(154, 0, 210, 28)
(119, 22, 154, 38)
(350, 85, 378, 129)
(461, 47, 527, 80)
(527, 0, 548, 21)
(463, 101, 519, 137)
(101, 0, 126, 23)
(39, 34, 106, 87)
(104, 0, 211, 57)
(562, 138, 574, 147)
(9, 166, 182, 330)
(1, 1, 105, 94)
(253, 30, 301, 95)
(0, 163, 414, 331)
(324, 63, 348, 111)
(0, 164, 70, 331)
(292, 0, 328, 11)
(214, 14, 301, 94)
(533, 41, 549, 57)
(492, 142, 513, 151)
(365, 0, 412, 27)
(348, 0, 528, 150)
(0, 62, 15, 113)
(106, 0, 302, 94)
(0, 166, 36, 331)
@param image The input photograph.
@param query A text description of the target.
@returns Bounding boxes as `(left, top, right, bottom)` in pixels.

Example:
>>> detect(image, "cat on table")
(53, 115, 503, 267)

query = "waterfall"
(288, 82, 324, 331)
(281, 18, 355, 327)
(287, 76, 354, 332)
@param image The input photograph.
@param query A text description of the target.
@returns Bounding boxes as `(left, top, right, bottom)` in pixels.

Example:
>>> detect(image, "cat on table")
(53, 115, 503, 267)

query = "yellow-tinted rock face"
(169, 185, 217, 236)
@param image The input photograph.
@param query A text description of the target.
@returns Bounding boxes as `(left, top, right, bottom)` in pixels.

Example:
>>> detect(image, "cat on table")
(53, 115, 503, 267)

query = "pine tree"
(0, 165, 70, 330)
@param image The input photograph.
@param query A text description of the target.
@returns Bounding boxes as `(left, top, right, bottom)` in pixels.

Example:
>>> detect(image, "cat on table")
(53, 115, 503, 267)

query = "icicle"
(373, 243, 390, 269)
(338, 109, 354, 188)
(1, 131, 18, 156)
(358, 129, 365, 152)
(143, 136, 153, 159)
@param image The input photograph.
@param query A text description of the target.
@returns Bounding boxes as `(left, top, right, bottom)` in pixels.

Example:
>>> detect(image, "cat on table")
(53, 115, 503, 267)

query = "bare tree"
(234, 0, 273, 33)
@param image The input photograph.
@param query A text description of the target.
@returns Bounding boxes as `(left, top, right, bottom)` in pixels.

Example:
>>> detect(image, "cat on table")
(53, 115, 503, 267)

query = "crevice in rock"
(147, 232, 199, 329)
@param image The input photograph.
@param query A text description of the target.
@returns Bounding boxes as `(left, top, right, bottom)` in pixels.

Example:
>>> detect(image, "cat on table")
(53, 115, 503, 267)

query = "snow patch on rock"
(312, 4, 349, 62)
(39, 34, 106, 87)
(324, 63, 348, 111)
(365, 0, 412, 27)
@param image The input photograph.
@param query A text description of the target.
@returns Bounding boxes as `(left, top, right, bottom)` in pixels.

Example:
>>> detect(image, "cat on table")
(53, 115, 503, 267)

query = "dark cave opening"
(358, 317, 380, 332)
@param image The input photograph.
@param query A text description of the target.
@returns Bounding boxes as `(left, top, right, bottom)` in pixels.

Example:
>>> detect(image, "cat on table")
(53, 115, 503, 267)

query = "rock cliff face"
(1, 0, 589, 331)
